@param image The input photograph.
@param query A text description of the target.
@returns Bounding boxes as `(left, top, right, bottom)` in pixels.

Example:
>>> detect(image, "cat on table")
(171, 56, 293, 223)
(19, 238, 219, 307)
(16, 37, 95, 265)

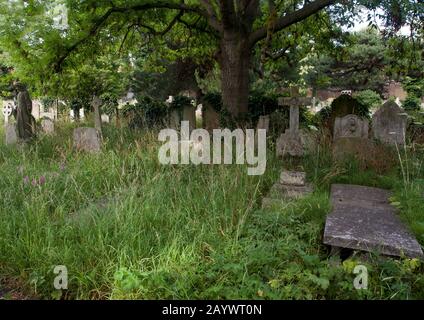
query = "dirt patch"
(0, 278, 38, 300)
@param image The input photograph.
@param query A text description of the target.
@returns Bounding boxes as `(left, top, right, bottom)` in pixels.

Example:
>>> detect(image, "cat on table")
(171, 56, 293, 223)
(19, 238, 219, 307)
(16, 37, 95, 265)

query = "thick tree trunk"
(219, 34, 251, 118)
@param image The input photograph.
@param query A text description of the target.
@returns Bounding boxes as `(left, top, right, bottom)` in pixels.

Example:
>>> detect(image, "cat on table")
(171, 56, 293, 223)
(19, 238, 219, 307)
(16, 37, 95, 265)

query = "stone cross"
(278, 87, 313, 134)
(2, 102, 14, 124)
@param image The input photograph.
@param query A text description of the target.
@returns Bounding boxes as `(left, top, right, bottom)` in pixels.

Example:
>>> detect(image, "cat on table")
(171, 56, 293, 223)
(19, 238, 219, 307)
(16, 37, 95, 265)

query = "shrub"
(122, 96, 168, 129)
(353, 90, 383, 110)
(403, 95, 421, 111)
(169, 95, 193, 111)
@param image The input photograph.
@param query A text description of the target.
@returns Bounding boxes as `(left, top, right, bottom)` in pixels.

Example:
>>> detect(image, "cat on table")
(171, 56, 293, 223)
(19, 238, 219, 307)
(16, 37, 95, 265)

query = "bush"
(169, 95, 193, 111)
(353, 90, 382, 110)
(122, 96, 168, 129)
(403, 95, 422, 111)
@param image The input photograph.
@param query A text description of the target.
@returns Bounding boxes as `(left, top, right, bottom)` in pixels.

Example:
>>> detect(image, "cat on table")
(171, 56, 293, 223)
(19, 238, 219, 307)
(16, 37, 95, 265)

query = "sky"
(346, 7, 411, 35)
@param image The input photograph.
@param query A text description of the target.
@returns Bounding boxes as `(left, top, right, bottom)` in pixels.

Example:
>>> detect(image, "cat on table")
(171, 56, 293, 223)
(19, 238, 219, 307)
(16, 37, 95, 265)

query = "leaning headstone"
(372, 100, 407, 145)
(323, 184, 424, 259)
(276, 87, 313, 157)
(262, 170, 313, 208)
(5, 123, 18, 145)
(41, 118, 55, 135)
(73, 127, 101, 153)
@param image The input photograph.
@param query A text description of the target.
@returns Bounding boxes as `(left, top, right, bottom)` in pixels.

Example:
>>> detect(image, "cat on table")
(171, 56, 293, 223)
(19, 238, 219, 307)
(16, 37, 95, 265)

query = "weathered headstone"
(333, 114, 370, 160)
(262, 170, 313, 208)
(324, 184, 424, 259)
(41, 118, 55, 135)
(73, 127, 101, 153)
(334, 114, 369, 140)
(326, 94, 365, 134)
(5, 123, 18, 145)
(277, 87, 313, 157)
(372, 100, 407, 145)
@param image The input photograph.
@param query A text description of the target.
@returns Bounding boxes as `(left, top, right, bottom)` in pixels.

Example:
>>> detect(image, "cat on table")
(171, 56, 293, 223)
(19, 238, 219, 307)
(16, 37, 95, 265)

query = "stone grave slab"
(323, 184, 424, 259)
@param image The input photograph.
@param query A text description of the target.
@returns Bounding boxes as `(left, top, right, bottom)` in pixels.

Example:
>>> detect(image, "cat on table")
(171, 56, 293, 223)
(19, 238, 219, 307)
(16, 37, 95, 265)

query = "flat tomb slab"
(323, 184, 424, 259)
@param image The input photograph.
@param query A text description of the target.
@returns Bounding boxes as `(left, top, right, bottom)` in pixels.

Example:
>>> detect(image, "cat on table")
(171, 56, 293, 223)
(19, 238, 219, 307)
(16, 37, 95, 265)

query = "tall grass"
(0, 123, 423, 299)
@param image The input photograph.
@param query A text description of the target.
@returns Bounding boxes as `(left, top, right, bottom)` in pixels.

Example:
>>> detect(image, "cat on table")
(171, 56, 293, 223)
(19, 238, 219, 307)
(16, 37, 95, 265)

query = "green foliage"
(1, 123, 424, 299)
(353, 90, 383, 110)
(202, 92, 223, 113)
(122, 96, 168, 129)
(403, 95, 422, 111)
(169, 95, 193, 111)
(403, 77, 424, 98)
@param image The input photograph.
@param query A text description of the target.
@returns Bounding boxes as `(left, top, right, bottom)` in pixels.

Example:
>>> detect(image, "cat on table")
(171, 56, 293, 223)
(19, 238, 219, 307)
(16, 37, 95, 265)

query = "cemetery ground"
(0, 120, 424, 300)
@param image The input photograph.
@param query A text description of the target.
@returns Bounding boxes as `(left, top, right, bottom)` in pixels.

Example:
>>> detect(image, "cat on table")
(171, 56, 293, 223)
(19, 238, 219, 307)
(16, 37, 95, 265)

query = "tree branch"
(200, 0, 222, 32)
(249, 0, 338, 47)
(52, 1, 209, 72)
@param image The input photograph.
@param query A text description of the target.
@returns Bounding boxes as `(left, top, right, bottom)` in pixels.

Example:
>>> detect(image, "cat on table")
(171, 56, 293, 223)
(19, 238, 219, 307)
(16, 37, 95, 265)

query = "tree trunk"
(219, 34, 251, 119)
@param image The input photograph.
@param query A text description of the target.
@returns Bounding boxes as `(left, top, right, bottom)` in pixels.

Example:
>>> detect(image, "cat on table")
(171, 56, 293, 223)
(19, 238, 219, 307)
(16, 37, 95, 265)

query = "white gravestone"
(2, 101, 14, 124)
(101, 114, 110, 123)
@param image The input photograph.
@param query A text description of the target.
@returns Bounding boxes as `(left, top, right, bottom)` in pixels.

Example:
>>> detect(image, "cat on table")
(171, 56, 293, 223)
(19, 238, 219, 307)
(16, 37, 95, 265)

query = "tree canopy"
(0, 1, 422, 117)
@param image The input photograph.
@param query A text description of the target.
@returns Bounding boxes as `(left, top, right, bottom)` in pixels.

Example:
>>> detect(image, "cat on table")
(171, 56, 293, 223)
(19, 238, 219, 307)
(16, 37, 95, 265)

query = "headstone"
(262, 170, 313, 208)
(182, 105, 196, 132)
(32, 101, 41, 120)
(5, 123, 18, 145)
(277, 87, 313, 157)
(323, 184, 424, 259)
(2, 102, 14, 124)
(73, 127, 101, 153)
(326, 95, 365, 134)
(372, 100, 407, 145)
(101, 114, 110, 123)
(169, 109, 180, 130)
(41, 118, 55, 134)
(334, 114, 369, 140)
(257, 115, 270, 131)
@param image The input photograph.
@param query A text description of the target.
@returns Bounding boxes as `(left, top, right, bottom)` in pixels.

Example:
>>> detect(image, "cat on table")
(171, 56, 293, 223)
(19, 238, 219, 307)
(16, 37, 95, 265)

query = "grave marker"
(276, 87, 313, 157)
(324, 184, 424, 259)
(372, 100, 407, 145)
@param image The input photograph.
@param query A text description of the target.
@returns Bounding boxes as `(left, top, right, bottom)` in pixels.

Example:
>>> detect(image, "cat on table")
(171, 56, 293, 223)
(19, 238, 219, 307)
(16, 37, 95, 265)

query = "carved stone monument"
(334, 114, 369, 140)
